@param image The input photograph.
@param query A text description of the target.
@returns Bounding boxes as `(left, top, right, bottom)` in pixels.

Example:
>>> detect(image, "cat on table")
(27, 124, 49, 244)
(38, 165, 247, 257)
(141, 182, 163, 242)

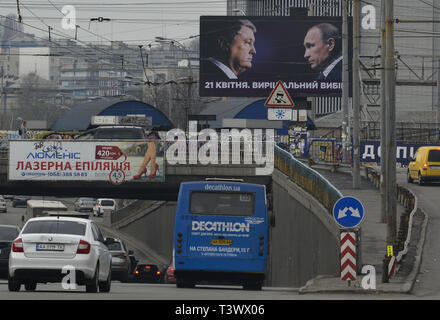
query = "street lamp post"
(154, 37, 195, 131)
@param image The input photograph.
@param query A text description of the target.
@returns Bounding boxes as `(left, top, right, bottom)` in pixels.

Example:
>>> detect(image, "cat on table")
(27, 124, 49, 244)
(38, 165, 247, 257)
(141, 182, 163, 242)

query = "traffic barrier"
(364, 166, 418, 279)
(274, 145, 343, 214)
(388, 256, 397, 277)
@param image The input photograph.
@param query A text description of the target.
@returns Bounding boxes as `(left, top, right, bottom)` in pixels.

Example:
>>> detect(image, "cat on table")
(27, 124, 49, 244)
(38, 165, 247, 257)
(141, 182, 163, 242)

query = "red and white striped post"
(340, 231, 357, 281)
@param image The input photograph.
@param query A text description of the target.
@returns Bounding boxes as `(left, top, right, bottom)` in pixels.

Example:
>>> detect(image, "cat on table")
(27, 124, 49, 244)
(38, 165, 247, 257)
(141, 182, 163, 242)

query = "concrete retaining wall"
(117, 201, 177, 265)
(268, 169, 340, 287)
(114, 168, 340, 288)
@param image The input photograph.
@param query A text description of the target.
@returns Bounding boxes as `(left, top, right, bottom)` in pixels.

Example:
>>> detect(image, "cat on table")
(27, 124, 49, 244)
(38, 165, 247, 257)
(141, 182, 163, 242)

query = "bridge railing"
(274, 144, 343, 214)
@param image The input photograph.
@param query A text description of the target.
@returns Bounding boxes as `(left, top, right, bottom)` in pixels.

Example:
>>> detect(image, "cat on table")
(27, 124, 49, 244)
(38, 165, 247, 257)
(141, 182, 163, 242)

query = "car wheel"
(8, 276, 20, 292)
(24, 281, 37, 291)
(99, 267, 111, 293)
(243, 281, 262, 291)
(120, 271, 128, 283)
(86, 264, 99, 293)
(418, 172, 425, 185)
(407, 170, 413, 183)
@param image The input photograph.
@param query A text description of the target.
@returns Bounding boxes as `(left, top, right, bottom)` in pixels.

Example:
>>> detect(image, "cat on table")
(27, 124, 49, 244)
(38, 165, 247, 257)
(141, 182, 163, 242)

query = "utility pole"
(186, 76, 192, 132)
(384, 0, 397, 281)
(0, 65, 5, 129)
(380, 0, 387, 223)
(438, 60, 440, 137)
(352, 0, 360, 189)
(342, 0, 350, 163)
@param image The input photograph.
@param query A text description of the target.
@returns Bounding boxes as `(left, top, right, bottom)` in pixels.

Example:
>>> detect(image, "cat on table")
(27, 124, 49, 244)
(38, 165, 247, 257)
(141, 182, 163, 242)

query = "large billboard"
(9, 140, 164, 183)
(199, 16, 352, 97)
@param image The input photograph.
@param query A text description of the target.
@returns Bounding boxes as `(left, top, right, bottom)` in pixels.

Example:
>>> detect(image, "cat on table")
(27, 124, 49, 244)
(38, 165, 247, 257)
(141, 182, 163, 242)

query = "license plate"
(210, 239, 232, 246)
(430, 165, 440, 170)
(36, 243, 64, 251)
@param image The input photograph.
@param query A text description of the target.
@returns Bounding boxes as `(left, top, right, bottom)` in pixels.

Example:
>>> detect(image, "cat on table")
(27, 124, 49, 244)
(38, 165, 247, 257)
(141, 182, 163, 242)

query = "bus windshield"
(190, 191, 254, 216)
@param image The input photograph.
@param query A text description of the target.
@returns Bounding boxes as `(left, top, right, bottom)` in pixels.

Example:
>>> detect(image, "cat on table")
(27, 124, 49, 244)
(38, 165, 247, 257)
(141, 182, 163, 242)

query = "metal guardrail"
(274, 144, 343, 214)
(307, 138, 352, 165)
(364, 166, 416, 256)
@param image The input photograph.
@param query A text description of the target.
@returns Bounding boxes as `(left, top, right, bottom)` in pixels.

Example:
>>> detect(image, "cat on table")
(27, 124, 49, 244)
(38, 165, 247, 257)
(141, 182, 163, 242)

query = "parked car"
(12, 196, 31, 208)
(74, 197, 96, 212)
(75, 126, 145, 140)
(93, 198, 116, 217)
(0, 196, 6, 213)
(407, 146, 440, 185)
(106, 237, 132, 283)
(132, 264, 163, 283)
(8, 216, 114, 292)
(0, 225, 20, 279)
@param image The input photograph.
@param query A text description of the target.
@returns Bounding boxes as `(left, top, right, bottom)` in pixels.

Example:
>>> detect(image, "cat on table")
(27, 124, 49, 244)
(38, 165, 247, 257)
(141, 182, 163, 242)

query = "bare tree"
(15, 72, 61, 128)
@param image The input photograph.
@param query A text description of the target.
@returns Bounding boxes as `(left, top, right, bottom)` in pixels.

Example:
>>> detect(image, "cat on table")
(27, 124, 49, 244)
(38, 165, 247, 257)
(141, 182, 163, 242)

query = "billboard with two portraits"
(199, 16, 352, 97)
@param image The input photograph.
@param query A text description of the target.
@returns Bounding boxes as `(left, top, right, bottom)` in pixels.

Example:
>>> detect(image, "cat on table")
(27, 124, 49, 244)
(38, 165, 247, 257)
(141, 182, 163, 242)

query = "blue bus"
(173, 180, 268, 290)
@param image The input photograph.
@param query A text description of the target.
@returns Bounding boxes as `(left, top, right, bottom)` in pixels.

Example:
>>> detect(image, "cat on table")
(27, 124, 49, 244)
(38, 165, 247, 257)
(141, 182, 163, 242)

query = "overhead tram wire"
(0, 18, 148, 86)
(0, 16, 199, 87)
(0, 13, 148, 84)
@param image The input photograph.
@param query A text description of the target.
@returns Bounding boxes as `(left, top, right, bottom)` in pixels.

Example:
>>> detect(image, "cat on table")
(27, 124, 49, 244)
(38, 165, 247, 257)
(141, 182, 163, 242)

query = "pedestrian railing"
(274, 144, 343, 214)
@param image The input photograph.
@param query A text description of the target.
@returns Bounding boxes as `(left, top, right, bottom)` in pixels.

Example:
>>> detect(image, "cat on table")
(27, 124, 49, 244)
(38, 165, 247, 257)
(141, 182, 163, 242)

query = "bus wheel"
(243, 281, 262, 291)
(176, 279, 195, 288)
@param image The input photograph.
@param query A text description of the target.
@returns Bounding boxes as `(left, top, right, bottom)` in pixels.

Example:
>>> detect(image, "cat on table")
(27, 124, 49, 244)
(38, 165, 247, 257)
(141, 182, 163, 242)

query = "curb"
(298, 208, 429, 294)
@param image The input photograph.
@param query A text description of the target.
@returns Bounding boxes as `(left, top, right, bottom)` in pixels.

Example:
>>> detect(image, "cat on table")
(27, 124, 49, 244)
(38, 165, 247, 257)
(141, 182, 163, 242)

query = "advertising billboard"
(9, 140, 164, 183)
(199, 16, 352, 97)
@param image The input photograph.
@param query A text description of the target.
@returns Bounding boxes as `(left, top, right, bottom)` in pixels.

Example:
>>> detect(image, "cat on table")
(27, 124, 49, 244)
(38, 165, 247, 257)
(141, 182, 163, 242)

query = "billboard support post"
(342, 0, 350, 163)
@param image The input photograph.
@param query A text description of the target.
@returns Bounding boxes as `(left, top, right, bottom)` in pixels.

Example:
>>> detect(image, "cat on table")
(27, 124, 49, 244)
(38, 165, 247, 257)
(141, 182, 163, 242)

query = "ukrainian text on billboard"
(9, 140, 165, 183)
(199, 16, 352, 97)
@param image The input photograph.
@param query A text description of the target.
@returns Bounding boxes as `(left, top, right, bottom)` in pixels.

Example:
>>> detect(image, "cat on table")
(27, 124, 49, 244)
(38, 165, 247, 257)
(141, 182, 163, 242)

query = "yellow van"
(407, 146, 440, 185)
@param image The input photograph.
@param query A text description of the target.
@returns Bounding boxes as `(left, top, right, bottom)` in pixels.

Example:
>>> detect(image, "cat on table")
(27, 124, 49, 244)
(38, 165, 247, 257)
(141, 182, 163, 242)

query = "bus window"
(190, 192, 254, 216)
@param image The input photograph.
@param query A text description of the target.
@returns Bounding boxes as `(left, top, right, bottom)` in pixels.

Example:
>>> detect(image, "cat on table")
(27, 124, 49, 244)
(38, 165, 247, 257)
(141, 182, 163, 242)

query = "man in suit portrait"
(202, 19, 257, 80)
(303, 23, 342, 81)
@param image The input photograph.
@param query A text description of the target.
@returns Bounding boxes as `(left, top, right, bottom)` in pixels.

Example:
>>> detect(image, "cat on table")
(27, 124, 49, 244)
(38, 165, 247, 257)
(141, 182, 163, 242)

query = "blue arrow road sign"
(333, 196, 364, 228)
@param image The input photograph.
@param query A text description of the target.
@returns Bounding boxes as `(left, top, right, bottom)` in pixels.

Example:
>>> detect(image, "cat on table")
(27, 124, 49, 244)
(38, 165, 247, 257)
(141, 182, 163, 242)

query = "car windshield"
(108, 242, 122, 251)
(95, 128, 144, 139)
(0, 226, 19, 241)
(80, 198, 95, 202)
(22, 220, 87, 236)
(428, 150, 440, 162)
(101, 200, 114, 206)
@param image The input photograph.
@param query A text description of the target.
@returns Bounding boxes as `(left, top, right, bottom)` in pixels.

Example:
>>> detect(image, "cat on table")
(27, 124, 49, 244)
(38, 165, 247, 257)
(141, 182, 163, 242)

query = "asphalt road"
(396, 172, 440, 298)
(1, 177, 439, 301)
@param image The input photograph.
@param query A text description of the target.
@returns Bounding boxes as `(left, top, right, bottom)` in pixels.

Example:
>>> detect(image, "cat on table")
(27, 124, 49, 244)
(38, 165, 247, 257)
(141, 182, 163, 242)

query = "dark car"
(0, 225, 20, 278)
(133, 264, 163, 283)
(12, 196, 31, 208)
(106, 237, 132, 283)
(75, 126, 145, 140)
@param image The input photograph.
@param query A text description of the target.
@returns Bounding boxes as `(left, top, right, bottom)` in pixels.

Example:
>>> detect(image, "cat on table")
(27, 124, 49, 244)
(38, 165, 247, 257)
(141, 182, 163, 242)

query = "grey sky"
(1, 0, 226, 45)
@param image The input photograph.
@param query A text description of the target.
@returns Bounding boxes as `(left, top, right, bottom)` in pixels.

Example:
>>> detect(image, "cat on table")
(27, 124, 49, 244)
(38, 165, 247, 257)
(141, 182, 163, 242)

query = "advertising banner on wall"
(9, 140, 164, 183)
(199, 16, 352, 97)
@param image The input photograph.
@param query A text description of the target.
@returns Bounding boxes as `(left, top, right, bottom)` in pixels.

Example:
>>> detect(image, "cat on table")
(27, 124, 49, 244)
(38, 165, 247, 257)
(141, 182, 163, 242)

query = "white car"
(8, 216, 113, 293)
(0, 196, 6, 213)
(93, 199, 116, 217)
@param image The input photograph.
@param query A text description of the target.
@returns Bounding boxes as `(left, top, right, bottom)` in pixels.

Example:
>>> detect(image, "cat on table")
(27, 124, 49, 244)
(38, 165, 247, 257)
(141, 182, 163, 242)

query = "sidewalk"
(299, 166, 428, 294)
